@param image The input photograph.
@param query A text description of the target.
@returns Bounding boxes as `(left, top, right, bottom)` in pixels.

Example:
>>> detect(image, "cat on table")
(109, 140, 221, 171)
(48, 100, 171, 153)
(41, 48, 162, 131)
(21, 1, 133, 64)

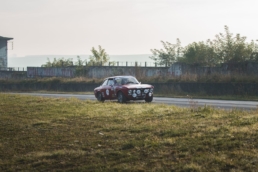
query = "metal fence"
(86, 61, 169, 67)
(0, 61, 168, 71)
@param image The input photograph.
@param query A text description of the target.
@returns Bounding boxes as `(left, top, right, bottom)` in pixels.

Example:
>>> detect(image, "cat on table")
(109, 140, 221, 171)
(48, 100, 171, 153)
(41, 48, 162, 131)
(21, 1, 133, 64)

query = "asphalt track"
(13, 93, 258, 110)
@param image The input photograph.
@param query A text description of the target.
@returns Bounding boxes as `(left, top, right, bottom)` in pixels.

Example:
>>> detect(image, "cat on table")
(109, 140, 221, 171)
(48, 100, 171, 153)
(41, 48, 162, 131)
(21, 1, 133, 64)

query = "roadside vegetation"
(3, 72, 258, 85)
(1, 93, 258, 171)
(150, 25, 258, 66)
(41, 45, 110, 67)
(41, 26, 258, 68)
(2, 26, 258, 101)
(1, 75, 258, 101)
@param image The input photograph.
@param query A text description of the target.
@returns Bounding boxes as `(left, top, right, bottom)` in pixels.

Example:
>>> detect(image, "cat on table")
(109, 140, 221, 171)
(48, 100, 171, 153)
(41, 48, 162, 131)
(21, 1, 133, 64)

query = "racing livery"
(94, 76, 154, 103)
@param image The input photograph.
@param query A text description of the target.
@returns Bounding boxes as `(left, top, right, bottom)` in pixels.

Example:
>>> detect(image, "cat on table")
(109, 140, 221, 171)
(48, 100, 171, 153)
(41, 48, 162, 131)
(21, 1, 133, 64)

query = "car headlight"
(128, 90, 132, 95)
(144, 89, 149, 93)
(137, 90, 141, 95)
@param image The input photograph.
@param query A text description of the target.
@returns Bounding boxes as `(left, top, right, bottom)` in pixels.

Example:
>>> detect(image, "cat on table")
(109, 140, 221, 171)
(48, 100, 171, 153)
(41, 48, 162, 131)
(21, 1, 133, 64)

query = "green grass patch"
(1, 93, 258, 171)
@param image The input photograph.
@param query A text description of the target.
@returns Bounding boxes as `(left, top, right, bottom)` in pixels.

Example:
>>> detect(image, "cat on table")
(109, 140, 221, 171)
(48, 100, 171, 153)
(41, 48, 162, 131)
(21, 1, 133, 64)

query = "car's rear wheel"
(145, 96, 153, 103)
(117, 91, 126, 103)
(97, 92, 105, 102)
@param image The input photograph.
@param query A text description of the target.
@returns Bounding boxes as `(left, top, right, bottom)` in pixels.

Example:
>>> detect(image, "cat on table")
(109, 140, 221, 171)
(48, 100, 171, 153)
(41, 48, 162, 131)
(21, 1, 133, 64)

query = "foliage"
(248, 40, 258, 61)
(213, 26, 256, 63)
(41, 57, 74, 67)
(1, 93, 258, 171)
(41, 56, 88, 76)
(74, 56, 87, 76)
(179, 40, 219, 66)
(2, 75, 258, 101)
(75, 56, 86, 66)
(87, 45, 110, 66)
(151, 26, 258, 66)
(150, 39, 182, 66)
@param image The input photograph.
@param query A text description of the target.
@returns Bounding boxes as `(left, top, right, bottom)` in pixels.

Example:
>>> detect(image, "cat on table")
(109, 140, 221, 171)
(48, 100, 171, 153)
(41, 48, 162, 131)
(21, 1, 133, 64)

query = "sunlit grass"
(1, 93, 258, 171)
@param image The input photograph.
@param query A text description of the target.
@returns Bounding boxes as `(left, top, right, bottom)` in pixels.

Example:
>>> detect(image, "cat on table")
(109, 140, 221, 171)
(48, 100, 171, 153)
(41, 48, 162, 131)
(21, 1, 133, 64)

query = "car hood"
(123, 84, 153, 89)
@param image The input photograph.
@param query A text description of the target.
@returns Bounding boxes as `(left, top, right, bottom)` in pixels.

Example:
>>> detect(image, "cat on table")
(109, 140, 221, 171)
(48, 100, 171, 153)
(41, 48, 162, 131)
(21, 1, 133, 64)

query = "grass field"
(1, 93, 258, 171)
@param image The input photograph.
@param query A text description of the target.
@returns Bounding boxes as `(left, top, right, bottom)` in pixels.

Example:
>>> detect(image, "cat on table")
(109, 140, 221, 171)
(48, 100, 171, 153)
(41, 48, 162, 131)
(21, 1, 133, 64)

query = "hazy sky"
(1, 0, 258, 57)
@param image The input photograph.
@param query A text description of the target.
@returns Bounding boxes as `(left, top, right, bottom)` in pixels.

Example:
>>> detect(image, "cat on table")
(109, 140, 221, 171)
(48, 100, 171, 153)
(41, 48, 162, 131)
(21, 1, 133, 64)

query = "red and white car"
(94, 76, 154, 103)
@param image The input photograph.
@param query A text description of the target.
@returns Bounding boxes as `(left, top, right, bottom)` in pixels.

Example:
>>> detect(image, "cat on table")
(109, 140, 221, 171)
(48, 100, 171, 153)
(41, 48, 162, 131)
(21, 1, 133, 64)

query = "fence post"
(126, 61, 128, 67)
(135, 62, 137, 67)
(145, 62, 147, 67)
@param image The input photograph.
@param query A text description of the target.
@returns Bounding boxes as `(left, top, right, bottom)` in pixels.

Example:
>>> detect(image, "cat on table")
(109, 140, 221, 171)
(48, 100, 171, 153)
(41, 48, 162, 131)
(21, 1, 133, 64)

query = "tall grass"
(0, 77, 102, 84)
(1, 93, 258, 171)
(140, 73, 258, 83)
(2, 73, 258, 84)
(1, 75, 258, 100)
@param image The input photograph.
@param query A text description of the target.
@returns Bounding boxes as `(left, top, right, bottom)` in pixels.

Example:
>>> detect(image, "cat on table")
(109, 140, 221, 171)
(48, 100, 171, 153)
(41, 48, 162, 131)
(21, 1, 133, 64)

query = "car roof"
(104, 76, 135, 80)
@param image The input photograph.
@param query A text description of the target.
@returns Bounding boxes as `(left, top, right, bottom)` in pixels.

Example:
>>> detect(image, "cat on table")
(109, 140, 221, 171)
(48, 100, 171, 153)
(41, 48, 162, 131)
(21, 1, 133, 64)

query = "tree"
(74, 56, 87, 76)
(213, 25, 254, 63)
(179, 40, 219, 66)
(41, 56, 87, 67)
(87, 45, 109, 66)
(177, 26, 258, 66)
(41, 57, 73, 67)
(248, 40, 258, 61)
(75, 56, 86, 66)
(149, 39, 182, 66)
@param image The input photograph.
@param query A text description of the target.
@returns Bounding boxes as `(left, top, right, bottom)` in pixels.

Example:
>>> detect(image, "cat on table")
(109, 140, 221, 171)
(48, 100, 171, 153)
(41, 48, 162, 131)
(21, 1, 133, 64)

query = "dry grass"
(0, 77, 102, 84)
(140, 73, 258, 83)
(2, 73, 258, 84)
(1, 74, 258, 100)
(1, 93, 258, 171)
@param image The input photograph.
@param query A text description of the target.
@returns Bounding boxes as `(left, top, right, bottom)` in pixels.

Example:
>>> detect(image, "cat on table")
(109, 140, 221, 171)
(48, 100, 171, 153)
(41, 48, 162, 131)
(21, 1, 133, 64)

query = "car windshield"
(115, 77, 139, 85)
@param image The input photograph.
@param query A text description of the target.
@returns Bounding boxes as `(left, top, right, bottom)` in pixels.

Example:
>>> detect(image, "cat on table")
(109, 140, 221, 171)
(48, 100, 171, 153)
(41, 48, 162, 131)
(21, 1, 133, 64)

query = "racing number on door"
(106, 89, 109, 96)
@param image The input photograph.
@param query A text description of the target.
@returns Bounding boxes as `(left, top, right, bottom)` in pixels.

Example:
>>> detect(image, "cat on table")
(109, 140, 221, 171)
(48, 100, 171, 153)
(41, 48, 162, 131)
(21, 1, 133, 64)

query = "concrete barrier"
(27, 67, 75, 78)
(0, 71, 26, 79)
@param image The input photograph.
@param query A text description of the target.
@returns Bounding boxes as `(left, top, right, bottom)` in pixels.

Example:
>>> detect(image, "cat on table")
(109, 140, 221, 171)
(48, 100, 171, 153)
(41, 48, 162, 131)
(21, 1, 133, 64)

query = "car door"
(105, 79, 115, 99)
(98, 79, 108, 98)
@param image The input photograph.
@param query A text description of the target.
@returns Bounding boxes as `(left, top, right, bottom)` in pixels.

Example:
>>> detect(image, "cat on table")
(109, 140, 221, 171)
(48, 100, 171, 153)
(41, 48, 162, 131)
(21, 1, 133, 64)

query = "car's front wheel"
(145, 96, 153, 103)
(117, 91, 126, 103)
(97, 92, 105, 102)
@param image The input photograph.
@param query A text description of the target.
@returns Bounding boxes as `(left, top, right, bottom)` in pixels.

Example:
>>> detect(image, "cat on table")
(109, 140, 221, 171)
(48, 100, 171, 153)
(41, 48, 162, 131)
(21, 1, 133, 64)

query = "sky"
(1, 0, 258, 59)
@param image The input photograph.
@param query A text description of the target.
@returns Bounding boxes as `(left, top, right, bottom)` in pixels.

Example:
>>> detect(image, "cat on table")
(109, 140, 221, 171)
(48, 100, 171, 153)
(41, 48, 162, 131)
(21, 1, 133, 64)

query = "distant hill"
(8, 54, 152, 67)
